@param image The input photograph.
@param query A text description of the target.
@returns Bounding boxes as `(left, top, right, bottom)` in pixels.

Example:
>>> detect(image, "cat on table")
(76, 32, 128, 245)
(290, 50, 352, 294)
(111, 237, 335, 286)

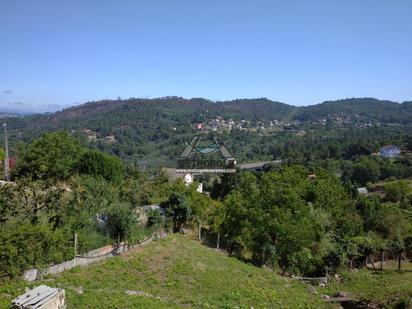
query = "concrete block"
(23, 269, 38, 282)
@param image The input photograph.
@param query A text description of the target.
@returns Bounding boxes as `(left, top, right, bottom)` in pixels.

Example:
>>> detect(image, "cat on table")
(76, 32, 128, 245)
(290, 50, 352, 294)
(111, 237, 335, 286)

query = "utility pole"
(3, 123, 10, 182)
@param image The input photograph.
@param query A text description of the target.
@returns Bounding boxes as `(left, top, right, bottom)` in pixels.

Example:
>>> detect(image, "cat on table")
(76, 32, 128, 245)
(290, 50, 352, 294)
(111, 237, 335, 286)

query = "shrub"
(106, 202, 137, 244)
(76, 225, 112, 255)
(77, 150, 124, 183)
(0, 224, 73, 278)
(147, 209, 164, 229)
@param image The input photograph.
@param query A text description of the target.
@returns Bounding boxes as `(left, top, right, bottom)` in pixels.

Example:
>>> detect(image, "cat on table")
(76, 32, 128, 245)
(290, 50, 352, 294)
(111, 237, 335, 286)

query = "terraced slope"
(0, 234, 323, 308)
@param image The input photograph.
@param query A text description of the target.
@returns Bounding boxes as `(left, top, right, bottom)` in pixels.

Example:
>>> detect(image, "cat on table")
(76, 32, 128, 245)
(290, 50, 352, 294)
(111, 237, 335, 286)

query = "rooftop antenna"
(3, 123, 10, 182)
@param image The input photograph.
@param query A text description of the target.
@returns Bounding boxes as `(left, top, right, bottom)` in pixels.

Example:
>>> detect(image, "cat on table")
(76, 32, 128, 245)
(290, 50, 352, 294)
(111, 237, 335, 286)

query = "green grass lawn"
(1, 235, 412, 308)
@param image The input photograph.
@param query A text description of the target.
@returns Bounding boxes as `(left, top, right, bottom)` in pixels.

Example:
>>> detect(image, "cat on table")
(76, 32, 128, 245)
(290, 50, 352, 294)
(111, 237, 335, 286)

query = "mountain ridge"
(23, 96, 412, 124)
(3, 96, 412, 167)
(4, 96, 412, 141)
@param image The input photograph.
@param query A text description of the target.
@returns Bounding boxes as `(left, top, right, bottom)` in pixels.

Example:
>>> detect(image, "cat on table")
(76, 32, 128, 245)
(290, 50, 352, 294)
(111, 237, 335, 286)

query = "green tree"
(0, 182, 17, 224)
(356, 196, 380, 232)
(375, 204, 412, 270)
(15, 131, 83, 180)
(188, 187, 212, 240)
(208, 200, 225, 248)
(385, 181, 411, 203)
(352, 159, 381, 186)
(107, 202, 137, 245)
(77, 150, 124, 183)
(69, 176, 119, 224)
(1, 178, 67, 225)
(210, 171, 241, 200)
(162, 192, 191, 232)
(346, 236, 377, 269)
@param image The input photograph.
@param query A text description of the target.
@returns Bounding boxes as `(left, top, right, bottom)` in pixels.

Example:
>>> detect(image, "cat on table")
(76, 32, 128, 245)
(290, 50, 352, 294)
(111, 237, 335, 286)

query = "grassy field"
(0, 234, 323, 308)
(1, 234, 412, 308)
(370, 177, 412, 188)
(324, 266, 412, 307)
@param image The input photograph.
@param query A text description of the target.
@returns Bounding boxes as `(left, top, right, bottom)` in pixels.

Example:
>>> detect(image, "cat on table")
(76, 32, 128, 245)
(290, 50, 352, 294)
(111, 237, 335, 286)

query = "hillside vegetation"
(2, 235, 412, 308)
(3, 97, 412, 167)
(0, 234, 324, 308)
(1, 118, 412, 308)
(325, 265, 412, 307)
(2, 131, 412, 281)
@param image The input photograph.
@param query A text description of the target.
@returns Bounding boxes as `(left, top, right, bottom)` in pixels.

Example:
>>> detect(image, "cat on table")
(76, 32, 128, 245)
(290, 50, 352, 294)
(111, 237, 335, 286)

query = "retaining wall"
(23, 233, 166, 281)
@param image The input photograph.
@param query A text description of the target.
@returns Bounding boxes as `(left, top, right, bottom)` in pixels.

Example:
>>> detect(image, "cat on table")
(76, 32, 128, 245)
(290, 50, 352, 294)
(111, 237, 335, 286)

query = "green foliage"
(209, 166, 411, 275)
(0, 224, 73, 278)
(346, 235, 377, 268)
(76, 225, 111, 255)
(324, 264, 412, 306)
(384, 181, 410, 203)
(77, 150, 124, 183)
(147, 209, 163, 229)
(0, 183, 17, 224)
(380, 162, 402, 180)
(356, 195, 381, 232)
(0, 178, 69, 226)
(0, 132, 168, 279)
(5, 97, 412, 168)
(162, 192, 191, 232)
(128, 225, 151, 245)
(210, 171, 241, 200)
(214, 167, 353, 274)
(106, 202, 138, 244)
(119, 172, 154, 207)
(15, 131, 83, 180)
(352, 158, 381, 186)
(1, 109, 412, 285)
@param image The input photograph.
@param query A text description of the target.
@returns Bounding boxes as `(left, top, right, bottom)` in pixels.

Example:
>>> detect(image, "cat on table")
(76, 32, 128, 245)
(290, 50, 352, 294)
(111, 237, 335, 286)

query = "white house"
(183, 173, 203, 193)
(379, 145, 400, 158)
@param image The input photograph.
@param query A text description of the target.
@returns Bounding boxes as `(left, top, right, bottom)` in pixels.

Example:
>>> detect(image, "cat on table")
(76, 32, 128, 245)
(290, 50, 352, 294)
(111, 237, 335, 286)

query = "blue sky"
(0, 0, 411, 112)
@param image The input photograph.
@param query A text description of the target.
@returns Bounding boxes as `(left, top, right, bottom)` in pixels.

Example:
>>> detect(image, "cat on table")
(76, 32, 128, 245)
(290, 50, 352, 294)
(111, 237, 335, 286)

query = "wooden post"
(216, 233, 220, 249)
(198, 221, 202, 241)
(117, 234, 120, 253)
(74, 233, 78, 267)
(369, 254, 376, 269)
(398, 253, 402, 270)
(380, 250, 384, 271)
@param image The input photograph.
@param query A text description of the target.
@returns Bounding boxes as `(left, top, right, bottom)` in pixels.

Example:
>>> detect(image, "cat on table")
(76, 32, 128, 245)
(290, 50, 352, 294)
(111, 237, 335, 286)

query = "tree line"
(1, 130, 412, 280)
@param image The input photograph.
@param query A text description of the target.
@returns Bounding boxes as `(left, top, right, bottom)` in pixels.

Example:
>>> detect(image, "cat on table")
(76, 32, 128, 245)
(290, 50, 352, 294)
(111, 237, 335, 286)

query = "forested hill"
(5, 97, 294, 138)
(36, 97, 295, 124)
(8, 97, 412, 131)
(3, 97, 412, 167)
(296, 98, 412, 123)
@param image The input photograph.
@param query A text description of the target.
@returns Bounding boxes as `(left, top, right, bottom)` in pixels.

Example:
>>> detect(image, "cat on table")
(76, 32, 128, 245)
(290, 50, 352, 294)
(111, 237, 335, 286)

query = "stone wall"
(23, 233, 166, 281)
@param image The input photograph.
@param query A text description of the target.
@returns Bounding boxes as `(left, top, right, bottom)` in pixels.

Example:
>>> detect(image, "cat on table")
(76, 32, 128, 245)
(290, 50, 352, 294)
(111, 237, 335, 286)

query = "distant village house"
(379, 145, 400, 158)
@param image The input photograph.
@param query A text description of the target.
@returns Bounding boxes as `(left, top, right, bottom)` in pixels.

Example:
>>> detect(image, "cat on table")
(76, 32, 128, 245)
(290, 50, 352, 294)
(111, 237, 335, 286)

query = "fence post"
(74, 233, 78, 266)
(198, 221, 202, 241)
